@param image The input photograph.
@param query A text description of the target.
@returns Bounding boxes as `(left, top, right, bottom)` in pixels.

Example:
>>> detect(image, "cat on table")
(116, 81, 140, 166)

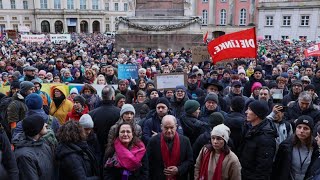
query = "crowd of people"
(0, 33, 320, 180)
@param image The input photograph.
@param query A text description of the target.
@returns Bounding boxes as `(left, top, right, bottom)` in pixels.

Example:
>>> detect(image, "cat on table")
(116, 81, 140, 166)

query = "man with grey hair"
(285, 91, 320, 128)
(89, 85, 120, 164)
(147, 115, 193, 180)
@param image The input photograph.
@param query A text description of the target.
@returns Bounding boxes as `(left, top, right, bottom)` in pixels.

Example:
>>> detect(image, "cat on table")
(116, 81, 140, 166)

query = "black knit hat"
(73, 95, 86, 107)
(231, 96, 245, 113)
(22, 114, 45, 137)
(20, 81, 35, 95)
(304, 84, 315, 91)
(184, 100, 200, 114)
(248, 100, 269, 120)
(10, 81, 20, 90)
(254, 67, 263, 74)
(147, 88, 158, 98)
(295, 115, 314, 132)
(205, 93, 219, 104)
(115, 93, 126, 105)
(156, 97, 170, 108)
(208, 112, 224, 128)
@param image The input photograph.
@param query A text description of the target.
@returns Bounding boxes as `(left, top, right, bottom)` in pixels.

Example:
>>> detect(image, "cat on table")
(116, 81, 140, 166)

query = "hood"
(56, 142, 88, 160)
(50, 85, 68, 98)
(12, 132, 43, 149)
(12, 92, 25, 101)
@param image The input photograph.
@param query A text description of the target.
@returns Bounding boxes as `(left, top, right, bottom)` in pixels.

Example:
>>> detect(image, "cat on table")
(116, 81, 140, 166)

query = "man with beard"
(282, 80, 303, 106)
(19, 66, 42, 82)
(105, 65, 118, 84)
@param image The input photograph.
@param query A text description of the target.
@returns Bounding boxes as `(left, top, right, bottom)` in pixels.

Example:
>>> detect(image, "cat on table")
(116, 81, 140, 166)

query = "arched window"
(41, 20, 50, 33)
(220, 9, 226, 25)
(240, 9, 247, 26)
(92, 21, 100, 33)
(202, 10, 208, 25)
(80, 20, 88, 33)
(54, 20, 63, 33)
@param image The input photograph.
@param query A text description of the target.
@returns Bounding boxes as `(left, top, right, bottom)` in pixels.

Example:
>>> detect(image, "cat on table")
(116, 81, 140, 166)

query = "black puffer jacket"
(179, 114, 208, 145)
(170, 95, 188, 120)
(312, 77, 320, 96)
(285, 101, 320, 126)
(224, 111, 246, 151)
(0, 128, 18, 180)
(282, 91, 299, 106)
(55, 142, 100, 180)
(238, 119, 277, 180)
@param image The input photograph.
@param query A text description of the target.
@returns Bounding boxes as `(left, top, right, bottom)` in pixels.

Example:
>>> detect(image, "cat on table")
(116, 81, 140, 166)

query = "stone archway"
(92, 21, 100, 33)
(212, 31, 225, 39)
(41, 20, 50, 33)
(80, 20, 88, 33)
(54, 20, 63, 33)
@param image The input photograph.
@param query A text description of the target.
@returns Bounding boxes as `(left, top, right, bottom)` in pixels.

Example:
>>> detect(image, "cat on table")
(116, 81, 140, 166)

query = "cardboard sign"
(154, 73, 187, 90)
(192, 46, 210, 63)
(118, 64, 138, 80)
(21, 34, 46, 43)
(50, 34, 71, 44)
(5, 30, 17, 40)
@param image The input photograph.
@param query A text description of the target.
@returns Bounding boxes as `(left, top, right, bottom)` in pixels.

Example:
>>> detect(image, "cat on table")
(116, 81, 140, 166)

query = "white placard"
(50, 34, 71, 44)
(18, 26, 30, 33)
(21, 34, 46, 43)
(155, 73, 187, 90)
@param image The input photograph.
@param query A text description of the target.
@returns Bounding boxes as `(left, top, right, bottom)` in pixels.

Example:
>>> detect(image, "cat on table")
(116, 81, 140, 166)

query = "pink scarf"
(114, 138, 146, 171)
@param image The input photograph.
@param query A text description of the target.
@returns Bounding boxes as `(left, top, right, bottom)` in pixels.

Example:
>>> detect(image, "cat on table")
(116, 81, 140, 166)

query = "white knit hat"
(120, 104, 136, 117)
(70, 87, 79, 95)
(79, 114, 94, 128)
(211, 124, 230, 143)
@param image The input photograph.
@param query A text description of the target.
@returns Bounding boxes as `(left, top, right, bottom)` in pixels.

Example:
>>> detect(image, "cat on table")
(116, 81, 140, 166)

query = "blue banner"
(118, 64, 138, 80)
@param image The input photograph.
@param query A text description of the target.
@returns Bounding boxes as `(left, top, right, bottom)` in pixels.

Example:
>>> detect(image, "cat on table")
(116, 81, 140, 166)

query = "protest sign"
(50, 34, 71, 44)
(118, 64, 138, 80)
(5, 30, 17, 40)
(207, 27, 257, 63)
(304, 43, 320, 57)
(18, 26, 30, 33)
(192, 46, 210, 63)
(154, 73, 187, 90)
(21, 34, 46, 43)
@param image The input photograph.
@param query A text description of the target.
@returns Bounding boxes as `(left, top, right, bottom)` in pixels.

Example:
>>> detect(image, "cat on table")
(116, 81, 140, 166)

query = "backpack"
(42, 115, 58, 149)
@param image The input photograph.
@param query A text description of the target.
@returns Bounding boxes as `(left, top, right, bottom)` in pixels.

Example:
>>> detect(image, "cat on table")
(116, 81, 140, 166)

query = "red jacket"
(65, 105, 89, 121)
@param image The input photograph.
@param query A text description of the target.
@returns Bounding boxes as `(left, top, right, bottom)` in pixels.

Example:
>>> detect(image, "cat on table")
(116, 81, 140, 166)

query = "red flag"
(207, 28, 257, 63)
(304, 43, 320, 57)
(203, 31, 208, 43)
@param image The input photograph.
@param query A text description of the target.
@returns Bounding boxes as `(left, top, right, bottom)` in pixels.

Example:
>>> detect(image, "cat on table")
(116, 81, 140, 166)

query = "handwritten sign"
(50, 34, 71, 44)
(5, 30, 17, 40)
(154, 73, 187, 90)
(18, 26, 30, 33)
(118, 64, 138, 80)
(21, 34, 46, 43)
(192, 46, 210, 63)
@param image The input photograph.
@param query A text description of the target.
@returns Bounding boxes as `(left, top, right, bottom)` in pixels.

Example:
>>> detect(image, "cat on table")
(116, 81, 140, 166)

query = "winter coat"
(55, 142, 100, 180)
(282, 91, 300, 106)
(224, 92, 248, 113)
(311, 77, 320, 96)
(147, 134, 193, 180)
(272, 136, 318, 180)
(224, 111, 246, 150)
(305, 147, 320, 180)
(179, 113, 207, 145)
(89, 100, 120, 155)
(6, 91, 28, 124)
(65, 105, 90, 121)
(49, 85, 73, 125)
(285, 101, 320, 126)
(0, 128, 19, 180)
(238, 119, 277, 180)
(86, 132, 101, 166)
(170, 94, 188, 120)
(12, 133, 54, 180)
(194, 146, 241, 180)
(82, 94, 101, 111)
(243, 76, 266, 97)
(103, 152, 148, 180)
(199, 106, 227, 123)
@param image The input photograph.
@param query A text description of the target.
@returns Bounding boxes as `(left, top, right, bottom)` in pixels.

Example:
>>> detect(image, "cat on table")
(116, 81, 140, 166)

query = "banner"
(207, 27, 257, 63)
(18, 26, 30, 33)
(118, 64, 138, 80)
(304, 44, 320, 57)
(50, 34, 71, 44)
(21, 34, 46, 43)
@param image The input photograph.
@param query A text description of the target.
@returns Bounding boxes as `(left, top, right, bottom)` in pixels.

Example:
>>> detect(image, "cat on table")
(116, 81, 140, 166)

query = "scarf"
(53, 95, 65, 109)
(199, 148, 225, 180)
(160, 133, 180, 180)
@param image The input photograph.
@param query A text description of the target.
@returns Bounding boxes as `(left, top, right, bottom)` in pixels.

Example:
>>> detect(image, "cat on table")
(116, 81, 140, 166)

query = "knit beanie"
(38, 70, 46, 76)
(147, 88, 158, 98)
(251, 82, 262, 93)
(304, 84, 315, 91)
(175, 85, 187, 92)
(79, 114, 94, 129)
(211, 124, 230, 143)
(248, 100, 269, 120)
(12, 71, 21, 79)
(25, 93, 43, 110)
(115, 93, 126, 105)
(10, 81, 20, 90)
(120, 104, 136, 117)
(294, 115, 314, 132)
(238, 69, 246, 75)
(205, 93, 219, 104)
(73, 95, 86, 107)
(231, 96, 245, 112)
(70, 87, 79, 95)
(20, 81, 35, 95)
(208, 112, 224, 128)
(156, 97, 170, 109)
(22, 114, 45, 137)
(254, 67, 263, 74)
(184, 100, 200, 114)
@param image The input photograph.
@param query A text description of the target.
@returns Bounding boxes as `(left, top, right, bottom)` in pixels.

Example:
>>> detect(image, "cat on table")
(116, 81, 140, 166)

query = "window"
(0, 24, 5, 32)
(239, 9, 246, 25)
(281, 36, 289, 40)
(54, 0, 61, 9)
(220, 9, 226, 25)
(24, 17, 29, 20)
(124, 3, 128, 11)
(12, 17, 17, 20)
(92, 0, 98, 9)
(23, 0, 28, 9)
(265, 35, 271, 40)
(114, 3, 118, 11)
(0, 0, 3, 9)
(0, 17, 4, 20)
(105, 3, 109, 11)
(202, 10, 208, 25)
(282, 16, 291, 26)
(301, 15, 310, 26)
(67, 0, 74, 9)
(106, 24, 110, 32)
(266, 16, 273, 26)
(221, 0, 226, 2)
(203, 0, 208, 2)
(80, 0, 86, 9)
(10, 0, 16, 9)
(41, 21, 50, 33)
(25, 24, 30, 27)
(12, 24, 18, 30)
(40, 0, 48, 9)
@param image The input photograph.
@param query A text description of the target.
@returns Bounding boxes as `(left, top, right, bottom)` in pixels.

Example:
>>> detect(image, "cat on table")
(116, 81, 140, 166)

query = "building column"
(229, 0, 235, 25)
(208, 0, 215, 25)
(88, 0, 92, 10)
(50, 19, 55, 33)
(101, 18, 105, 32)
(76, 18, 80, 33)
(88, 19, 93, 33)
(64, 18, 67, 33)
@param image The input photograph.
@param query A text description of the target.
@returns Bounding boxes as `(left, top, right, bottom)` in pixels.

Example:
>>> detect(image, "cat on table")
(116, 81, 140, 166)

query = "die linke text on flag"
(207, 27, 257, 63)
(304, 43, 320, 57)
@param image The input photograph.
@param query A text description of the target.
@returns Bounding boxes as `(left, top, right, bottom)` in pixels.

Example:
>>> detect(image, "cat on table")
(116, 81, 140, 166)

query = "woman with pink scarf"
(104, 122, 148, 180)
